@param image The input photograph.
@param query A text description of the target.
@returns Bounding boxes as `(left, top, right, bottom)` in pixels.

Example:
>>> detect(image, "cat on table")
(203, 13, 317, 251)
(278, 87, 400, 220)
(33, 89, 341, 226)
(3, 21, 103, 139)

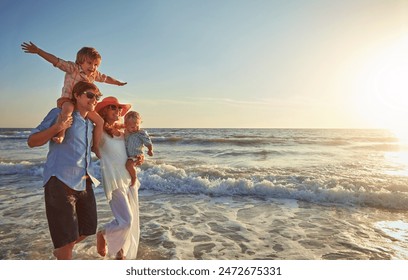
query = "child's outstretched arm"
(21, 41, 59, 66)
(105, 76, 127, 86)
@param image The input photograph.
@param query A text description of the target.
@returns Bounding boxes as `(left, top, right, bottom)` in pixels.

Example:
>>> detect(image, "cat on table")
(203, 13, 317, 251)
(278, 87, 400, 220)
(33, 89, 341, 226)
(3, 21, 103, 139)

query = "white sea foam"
(0, 161, 43, 176)
(1, 156, 407, 210)
(136, 161, 408, 210)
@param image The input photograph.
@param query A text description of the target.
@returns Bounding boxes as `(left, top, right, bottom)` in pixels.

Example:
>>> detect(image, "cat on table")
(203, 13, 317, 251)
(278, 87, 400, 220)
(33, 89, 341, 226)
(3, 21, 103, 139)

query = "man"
(28, 81, 101, 260)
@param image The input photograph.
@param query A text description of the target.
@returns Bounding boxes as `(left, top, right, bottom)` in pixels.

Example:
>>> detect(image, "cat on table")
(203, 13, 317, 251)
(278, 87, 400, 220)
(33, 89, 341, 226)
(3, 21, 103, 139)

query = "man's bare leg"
(53, 242, 75, 260)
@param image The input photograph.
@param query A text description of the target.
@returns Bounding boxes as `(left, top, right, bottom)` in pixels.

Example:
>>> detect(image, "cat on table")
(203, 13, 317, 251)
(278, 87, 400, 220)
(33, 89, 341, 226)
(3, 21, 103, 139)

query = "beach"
(1, 128, 408, 260)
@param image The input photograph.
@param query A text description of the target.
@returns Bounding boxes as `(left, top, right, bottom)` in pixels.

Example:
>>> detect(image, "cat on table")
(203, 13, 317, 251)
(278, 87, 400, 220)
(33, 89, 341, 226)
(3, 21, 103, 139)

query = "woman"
(95, 96, 142, 260)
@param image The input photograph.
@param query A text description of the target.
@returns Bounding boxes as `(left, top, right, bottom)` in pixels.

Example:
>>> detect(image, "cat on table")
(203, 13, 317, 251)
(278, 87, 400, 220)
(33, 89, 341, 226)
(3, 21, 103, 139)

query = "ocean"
(1, 128, 408, 260)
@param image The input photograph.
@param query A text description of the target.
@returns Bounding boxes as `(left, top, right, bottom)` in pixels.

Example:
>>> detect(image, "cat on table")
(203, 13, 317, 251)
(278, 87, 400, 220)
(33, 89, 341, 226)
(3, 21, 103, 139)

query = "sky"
(1, 0, 408, 129)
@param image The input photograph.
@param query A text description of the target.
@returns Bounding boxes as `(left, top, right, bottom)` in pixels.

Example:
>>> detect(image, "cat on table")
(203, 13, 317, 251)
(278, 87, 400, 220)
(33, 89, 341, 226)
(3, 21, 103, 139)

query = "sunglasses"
(82, 91, 101, 101)
(108, 104, 123, 111)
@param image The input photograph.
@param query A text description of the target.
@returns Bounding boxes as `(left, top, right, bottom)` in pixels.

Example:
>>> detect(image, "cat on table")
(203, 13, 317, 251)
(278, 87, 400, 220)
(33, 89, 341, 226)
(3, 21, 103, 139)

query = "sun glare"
(354, 37, 408, 140)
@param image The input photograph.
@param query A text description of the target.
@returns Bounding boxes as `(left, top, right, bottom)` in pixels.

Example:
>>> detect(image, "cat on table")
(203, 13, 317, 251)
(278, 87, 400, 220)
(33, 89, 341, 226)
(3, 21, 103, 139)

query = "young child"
(124, 111, 153, 186)
(21, 41, 127, 158)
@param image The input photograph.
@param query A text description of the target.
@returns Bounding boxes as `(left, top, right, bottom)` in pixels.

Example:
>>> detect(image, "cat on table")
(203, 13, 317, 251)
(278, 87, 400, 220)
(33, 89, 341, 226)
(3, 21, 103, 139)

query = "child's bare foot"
(52, 136, 64, 144)
(130, 177, 136, 187)
(115, 249, 125, 260)
(53, 129, 66, 144)
(92, 146, 101, 159)
(96, 231, 107, 257)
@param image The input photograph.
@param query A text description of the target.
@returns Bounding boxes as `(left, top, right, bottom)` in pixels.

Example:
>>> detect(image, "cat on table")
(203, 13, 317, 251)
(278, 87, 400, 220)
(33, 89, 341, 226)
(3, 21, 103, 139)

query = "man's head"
(71, 81, 101, 113)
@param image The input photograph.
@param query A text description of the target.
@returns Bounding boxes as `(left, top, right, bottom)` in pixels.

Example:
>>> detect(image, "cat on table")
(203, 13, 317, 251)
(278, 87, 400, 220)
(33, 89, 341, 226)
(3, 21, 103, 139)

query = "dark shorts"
(44, 176, 97, 249)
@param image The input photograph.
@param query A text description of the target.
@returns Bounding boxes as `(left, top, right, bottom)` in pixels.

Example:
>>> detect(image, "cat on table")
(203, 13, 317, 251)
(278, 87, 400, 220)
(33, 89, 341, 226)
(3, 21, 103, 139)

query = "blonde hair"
(75, 47, 101, 64)
(124, 111, 141, 124)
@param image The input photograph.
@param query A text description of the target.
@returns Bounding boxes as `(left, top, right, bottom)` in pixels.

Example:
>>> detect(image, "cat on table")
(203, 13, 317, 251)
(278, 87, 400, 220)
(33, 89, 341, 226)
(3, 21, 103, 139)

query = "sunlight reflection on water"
(383, 129, 408, 176)
(384, 151, 408, 176)
(374, 220, 408, 259)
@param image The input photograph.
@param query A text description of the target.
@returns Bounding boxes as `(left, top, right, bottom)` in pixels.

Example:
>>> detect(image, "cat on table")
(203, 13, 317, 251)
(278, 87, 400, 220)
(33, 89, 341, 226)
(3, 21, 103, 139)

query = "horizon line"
(0, 126, 391, 130)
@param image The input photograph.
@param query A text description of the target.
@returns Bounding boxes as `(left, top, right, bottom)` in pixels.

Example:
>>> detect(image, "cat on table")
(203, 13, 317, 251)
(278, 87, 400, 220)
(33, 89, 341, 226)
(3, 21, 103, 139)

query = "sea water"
(1, 128, 408, 259)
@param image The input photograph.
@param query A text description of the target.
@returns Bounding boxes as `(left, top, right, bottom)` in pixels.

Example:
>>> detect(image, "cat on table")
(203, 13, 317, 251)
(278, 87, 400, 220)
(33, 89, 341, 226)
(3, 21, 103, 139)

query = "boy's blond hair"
(124, 111, 141, 124)
(75, 47, 102, 64)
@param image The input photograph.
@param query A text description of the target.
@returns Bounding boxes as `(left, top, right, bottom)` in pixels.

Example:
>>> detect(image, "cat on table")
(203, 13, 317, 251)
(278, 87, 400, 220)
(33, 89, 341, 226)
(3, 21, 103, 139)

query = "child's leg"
(88, 111, 104, 158)
(53, 101, 74, 143)
(125, 159, 137, 186)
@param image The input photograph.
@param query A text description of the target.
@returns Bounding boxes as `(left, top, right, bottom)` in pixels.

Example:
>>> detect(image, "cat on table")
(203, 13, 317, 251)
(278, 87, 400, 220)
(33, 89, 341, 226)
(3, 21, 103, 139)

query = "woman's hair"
(124, 111, 141, 124)
(100, 106, 125, 138)
(71, 81, 99, 102)
(75, 47, 101, 64)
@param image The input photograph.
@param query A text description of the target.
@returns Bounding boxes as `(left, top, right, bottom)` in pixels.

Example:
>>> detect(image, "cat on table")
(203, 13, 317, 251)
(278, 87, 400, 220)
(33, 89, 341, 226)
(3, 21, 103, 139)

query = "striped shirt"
(54, 58, 107, 98)
(125, 130, 153, 158)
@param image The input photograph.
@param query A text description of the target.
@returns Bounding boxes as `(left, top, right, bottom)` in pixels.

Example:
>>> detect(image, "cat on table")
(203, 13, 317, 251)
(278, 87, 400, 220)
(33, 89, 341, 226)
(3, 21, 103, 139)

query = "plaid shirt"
(125, 130, 153, 158)
(54, 58, 107, 98)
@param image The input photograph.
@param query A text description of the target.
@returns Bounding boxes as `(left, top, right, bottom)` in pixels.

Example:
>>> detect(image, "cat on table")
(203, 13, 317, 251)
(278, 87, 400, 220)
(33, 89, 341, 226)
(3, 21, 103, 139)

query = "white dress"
(99, 131, 140, 259)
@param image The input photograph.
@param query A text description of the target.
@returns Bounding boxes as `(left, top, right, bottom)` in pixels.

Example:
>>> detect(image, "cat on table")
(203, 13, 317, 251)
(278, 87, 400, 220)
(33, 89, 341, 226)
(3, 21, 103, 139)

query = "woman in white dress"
(95, 96, 143, 260)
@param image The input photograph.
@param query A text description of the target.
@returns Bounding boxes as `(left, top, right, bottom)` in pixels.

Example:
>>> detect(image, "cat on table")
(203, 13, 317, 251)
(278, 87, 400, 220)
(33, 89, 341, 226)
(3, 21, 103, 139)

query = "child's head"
(76, 47, 101, 64)
(124, 111, 142, 133)
(76, 47, 102, 76)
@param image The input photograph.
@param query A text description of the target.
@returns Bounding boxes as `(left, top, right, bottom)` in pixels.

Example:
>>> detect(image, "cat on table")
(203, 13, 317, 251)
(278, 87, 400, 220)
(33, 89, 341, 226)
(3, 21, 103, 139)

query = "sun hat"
(95, 96, 131, 117)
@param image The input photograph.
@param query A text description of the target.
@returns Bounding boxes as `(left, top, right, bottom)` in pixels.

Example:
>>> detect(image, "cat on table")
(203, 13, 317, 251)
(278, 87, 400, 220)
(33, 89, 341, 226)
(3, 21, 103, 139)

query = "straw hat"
(95, 96, 131, 117)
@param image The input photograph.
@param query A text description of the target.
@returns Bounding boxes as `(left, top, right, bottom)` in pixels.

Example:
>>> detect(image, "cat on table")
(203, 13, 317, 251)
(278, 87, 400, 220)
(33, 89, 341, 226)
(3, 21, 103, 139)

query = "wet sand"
(2, 182, 408, 260)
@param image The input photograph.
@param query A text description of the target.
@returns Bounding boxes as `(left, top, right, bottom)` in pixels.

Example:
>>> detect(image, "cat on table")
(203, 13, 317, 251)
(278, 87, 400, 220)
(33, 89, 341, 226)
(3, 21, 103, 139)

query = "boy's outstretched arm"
(105, 76, 127, 86)
(21, 41, 59, 66)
